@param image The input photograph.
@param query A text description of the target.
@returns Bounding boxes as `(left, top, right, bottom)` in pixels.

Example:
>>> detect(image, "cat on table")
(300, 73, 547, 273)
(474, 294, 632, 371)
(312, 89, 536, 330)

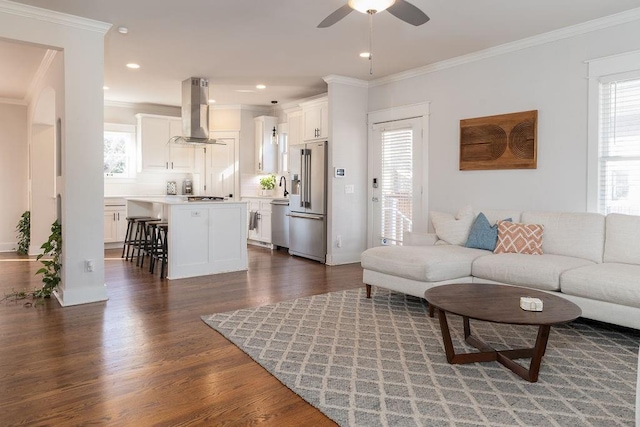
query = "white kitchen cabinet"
(287, 110, 303, 147)
(301, 98, 328, 141)
(255, 115, 278, 174)
(136, 114, 195, 172)
(104, 199, 127, 243)
(245, 198, 272, 245)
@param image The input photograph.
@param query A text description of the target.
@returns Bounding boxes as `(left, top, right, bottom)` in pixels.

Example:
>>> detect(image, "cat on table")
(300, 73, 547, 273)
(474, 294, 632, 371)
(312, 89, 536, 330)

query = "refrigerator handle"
(299, 148, 305, 208)
(304, 150, 311, 208)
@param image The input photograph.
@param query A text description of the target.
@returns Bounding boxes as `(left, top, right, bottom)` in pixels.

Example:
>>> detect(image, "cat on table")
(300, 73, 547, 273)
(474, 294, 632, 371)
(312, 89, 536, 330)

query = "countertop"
(126, 196, 247, 205)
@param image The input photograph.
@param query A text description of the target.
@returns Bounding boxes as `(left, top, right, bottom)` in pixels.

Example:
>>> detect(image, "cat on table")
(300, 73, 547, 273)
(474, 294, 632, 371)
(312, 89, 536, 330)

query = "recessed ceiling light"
(360, 52, 371, 58)
(236, 89, 255, 93)
(126, 63, 140, 69)
(103, 86, 109, 90)
(256, 84, 266, 90)
(208, 99, 216, 104)
(117, 26, 128, 34)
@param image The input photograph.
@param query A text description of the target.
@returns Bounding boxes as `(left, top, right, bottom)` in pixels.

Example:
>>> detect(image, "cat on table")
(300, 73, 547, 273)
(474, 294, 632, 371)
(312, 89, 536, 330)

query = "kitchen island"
(126, 197, 247, 280)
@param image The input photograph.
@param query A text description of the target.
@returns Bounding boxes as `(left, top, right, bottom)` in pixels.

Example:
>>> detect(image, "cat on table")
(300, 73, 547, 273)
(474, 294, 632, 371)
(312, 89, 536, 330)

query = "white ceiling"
(3, 0, 640, 107)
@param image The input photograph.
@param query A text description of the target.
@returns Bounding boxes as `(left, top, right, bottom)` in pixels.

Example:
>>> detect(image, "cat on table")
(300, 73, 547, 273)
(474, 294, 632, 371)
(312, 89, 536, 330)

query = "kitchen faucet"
(279, 176, 288, 197)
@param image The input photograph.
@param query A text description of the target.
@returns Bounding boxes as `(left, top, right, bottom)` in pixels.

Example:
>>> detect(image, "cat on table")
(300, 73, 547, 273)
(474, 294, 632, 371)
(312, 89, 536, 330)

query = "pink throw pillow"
(494, 221, 544, 255)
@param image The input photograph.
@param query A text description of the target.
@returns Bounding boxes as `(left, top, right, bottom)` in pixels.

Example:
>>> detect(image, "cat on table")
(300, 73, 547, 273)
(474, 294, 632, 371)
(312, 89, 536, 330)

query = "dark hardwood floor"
(0, 247, 364, 426)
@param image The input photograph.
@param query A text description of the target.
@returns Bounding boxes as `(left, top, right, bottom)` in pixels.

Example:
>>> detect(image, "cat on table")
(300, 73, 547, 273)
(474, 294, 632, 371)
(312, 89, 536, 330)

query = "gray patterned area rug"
(201, 288, 640, 426)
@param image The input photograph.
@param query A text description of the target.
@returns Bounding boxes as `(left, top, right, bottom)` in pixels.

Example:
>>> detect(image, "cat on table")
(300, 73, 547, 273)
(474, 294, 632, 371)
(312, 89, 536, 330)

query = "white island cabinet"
(126, 197, 247, 279)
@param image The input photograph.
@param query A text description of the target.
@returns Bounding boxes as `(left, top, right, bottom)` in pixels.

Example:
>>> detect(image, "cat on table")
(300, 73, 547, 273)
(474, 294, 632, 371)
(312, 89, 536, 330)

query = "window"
(380, 126, 414, 245)
(588, 51, 640, 215)
(104, 123, 136, 178)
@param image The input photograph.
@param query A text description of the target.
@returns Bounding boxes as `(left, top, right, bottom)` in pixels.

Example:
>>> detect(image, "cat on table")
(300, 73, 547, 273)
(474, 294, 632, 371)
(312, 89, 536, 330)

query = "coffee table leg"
(436, 308, 456, 363)
(434, 311, 551, 382)
(528, 325, 551, 382)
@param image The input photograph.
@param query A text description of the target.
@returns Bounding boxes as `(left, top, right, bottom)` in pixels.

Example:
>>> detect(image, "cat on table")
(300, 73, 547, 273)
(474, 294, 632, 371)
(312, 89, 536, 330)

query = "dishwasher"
(270, 199, 290, 249)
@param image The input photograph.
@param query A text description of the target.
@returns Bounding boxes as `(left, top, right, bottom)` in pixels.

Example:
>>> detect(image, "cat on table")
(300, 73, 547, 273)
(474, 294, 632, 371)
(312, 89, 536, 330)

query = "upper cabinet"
(136, 114, 195, 173)
(301, 97, 328, 141)
(255, 115, 278, 174)
(287, 110, 303, 147)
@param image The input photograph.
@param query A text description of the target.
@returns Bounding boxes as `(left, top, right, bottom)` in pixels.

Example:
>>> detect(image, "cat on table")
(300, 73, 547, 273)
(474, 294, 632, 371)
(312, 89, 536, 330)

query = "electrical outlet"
(344, 185, 354, 194)
(336, 235, 342, 248)
(85, 259, 94, 272)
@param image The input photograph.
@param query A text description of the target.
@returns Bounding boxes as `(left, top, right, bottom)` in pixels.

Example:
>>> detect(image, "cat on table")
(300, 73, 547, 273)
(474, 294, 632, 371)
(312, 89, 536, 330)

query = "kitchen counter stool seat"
(122, 216, 153, 260)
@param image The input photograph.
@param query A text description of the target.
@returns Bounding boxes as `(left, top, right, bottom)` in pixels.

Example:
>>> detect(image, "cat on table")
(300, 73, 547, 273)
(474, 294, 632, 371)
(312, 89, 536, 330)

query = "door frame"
(367, 102, 430, 248)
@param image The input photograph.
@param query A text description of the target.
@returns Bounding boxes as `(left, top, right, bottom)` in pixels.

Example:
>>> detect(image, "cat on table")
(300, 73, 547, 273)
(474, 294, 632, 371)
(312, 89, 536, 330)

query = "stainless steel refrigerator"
(289, 141, 327, 263)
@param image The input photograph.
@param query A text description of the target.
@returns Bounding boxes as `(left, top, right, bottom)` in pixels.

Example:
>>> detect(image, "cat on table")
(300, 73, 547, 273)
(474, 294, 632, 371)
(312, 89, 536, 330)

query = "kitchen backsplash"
(104, 171, 193, 196)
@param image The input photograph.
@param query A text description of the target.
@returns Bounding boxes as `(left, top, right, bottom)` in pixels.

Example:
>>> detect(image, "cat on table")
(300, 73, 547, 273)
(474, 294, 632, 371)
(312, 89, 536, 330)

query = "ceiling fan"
(318, 0, 430, 28)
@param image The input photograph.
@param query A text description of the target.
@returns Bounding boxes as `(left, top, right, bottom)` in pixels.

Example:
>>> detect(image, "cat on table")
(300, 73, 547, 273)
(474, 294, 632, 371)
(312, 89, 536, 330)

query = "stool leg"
(121, 220, 132, 259)
(129, 222, 141, 262)
(149, 226, 158, 273)
(140, 224, 149, 268)
(160, 229, 168, 279)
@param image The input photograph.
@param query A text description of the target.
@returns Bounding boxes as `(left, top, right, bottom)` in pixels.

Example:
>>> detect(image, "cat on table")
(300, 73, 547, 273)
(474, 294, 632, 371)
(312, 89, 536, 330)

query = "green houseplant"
(259, 174, 276, 194)
(35, 220, 62, 298)
(15, 211, 30, 255)
(2, 219, 61, 305)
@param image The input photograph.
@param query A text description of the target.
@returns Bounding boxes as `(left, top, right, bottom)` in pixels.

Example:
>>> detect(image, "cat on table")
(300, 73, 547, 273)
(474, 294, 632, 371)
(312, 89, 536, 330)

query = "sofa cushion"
(604, 213, 640, 265)
(494, 221, 544, 255)
(465, 213, 512, 251)
(521, 211, 605, 263)
(472, 253, 595, 291)
(430, 205, 474, 246)
(361, 245, 489, 282)
(560, 263, 640, 308)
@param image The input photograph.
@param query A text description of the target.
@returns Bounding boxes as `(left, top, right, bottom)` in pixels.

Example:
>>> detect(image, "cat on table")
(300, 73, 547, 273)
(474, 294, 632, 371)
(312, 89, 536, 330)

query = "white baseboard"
(326, 252, 362, 266)
(0, 242, 16, 252)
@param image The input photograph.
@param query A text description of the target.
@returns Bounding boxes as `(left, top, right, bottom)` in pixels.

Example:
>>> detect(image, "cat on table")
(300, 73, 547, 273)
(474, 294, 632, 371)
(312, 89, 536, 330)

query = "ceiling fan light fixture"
(348, 0, 395, 14)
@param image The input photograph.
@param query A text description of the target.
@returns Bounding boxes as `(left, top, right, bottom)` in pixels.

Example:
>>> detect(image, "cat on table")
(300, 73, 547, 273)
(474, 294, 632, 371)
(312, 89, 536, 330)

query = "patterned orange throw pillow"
(494, 221, 544, 255)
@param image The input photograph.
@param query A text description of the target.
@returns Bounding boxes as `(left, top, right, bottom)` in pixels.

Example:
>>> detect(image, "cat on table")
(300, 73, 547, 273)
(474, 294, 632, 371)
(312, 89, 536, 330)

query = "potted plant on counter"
(259, 174, 276, 196)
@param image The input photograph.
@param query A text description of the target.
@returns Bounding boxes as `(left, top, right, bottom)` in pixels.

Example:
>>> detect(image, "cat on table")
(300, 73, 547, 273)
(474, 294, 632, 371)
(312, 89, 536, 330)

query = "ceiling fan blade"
(317, 4, 353, 28)
(386, 0, 430, 26)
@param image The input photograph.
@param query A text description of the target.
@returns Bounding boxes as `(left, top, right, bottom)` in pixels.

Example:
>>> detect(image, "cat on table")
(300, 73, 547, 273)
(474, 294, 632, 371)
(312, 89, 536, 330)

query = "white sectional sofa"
(361, 209, 640, 330)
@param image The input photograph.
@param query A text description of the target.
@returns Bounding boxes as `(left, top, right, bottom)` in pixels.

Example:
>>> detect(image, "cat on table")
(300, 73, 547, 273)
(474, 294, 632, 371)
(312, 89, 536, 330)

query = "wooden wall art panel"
(460, 110, 537, 170)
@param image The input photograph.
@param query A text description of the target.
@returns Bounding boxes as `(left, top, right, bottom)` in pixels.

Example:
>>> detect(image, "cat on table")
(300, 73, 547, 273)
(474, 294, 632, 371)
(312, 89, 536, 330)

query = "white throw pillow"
(430, 206, 475, 246)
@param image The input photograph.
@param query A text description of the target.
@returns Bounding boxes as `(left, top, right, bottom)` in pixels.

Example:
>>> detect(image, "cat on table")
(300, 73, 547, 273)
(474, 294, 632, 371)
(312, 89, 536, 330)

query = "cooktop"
(187, 196, 225, 202)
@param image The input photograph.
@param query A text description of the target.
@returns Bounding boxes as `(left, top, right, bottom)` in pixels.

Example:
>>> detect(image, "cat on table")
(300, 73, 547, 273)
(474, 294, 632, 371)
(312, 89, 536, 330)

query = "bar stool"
(122, 216, 153, 260)
(157, 224, 169, 279)
(130, 218, 161, 266)
(149, 222, 168, 277)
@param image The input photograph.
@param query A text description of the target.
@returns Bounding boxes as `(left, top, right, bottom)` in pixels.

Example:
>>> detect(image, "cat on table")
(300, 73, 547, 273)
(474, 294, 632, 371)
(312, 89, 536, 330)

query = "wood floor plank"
(0, 247, 361, 425)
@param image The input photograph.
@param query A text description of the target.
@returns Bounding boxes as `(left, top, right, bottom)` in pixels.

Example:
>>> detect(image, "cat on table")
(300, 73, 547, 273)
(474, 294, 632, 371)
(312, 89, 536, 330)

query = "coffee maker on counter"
(183, 179, 193, 195)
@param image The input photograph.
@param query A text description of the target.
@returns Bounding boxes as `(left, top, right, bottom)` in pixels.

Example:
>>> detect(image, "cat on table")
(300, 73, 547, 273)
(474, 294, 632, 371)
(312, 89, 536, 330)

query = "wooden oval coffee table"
(424, 283, 582, 382)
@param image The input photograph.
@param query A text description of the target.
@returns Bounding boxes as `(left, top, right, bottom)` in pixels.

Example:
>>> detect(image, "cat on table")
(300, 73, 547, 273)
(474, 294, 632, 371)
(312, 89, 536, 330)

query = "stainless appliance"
(271, 199, 290, 249)
(187, 196, 225, 202)
(183, 179, 193, 195)
(167, 77, 223, 145)
(289, 141, 327, 262)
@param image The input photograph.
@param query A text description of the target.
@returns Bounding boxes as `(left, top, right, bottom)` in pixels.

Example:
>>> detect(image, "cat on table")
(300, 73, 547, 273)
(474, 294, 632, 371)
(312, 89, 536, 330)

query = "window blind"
(380, 127, 413, 244)
(598, 77, 640, 215)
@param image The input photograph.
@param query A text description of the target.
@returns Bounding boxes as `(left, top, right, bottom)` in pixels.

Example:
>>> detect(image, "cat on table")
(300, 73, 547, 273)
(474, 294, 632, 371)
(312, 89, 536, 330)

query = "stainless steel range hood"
(169, 77, 222, 145)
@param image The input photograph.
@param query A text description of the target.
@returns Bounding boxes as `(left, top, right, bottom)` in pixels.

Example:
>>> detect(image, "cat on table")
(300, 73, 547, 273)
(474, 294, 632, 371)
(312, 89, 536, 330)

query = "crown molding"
(24, 49, 57, 105)
(370, 7, 640, 88)
(0, 0, 111, 34)
(0, 97, 27, 106)
(323, 74, 369, 88)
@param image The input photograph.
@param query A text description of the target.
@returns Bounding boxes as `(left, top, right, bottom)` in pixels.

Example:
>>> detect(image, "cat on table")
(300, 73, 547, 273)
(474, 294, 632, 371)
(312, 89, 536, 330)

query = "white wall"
(368, 18, 640, 215)
(103, 103, 193, 197)
(325, 77, 368, 265)
(0, 0, 110, 306)
(0, 103, 28, 251)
